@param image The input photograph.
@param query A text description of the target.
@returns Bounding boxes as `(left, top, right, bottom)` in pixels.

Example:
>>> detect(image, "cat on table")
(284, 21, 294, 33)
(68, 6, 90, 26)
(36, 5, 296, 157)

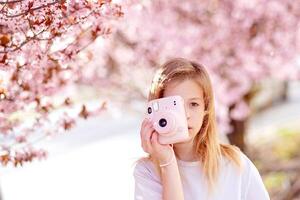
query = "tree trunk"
(227, 118, 246, 152)
(279, 81, 289, 103)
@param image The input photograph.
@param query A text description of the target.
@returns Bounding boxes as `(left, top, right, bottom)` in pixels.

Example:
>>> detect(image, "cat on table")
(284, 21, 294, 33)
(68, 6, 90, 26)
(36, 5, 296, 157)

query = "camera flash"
(153, 102, 159, 112)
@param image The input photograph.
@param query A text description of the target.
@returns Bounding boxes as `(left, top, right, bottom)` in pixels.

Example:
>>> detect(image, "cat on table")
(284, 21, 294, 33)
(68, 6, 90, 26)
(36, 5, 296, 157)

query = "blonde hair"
(138, 58, 242, 194)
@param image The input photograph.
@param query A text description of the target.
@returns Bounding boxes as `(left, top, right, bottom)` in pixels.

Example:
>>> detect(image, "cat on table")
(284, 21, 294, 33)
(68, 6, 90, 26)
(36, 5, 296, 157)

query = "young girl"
(134, 58, 270, 200)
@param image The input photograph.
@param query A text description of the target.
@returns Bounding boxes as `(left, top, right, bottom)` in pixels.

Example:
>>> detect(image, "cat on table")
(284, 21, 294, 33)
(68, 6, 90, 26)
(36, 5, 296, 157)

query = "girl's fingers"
(140, 119, 149, 134)
(141, 118, 148, 129)
(151, 132, 173, 150)
(144, 130, 155, 153)
(150, 132, 159, 147)
(140, 120, 154, 153)
(140, 120, 150, 141)
(140, 119, 147, 140)
(141, 121, 153, 141)
(145, 125, 153, 141)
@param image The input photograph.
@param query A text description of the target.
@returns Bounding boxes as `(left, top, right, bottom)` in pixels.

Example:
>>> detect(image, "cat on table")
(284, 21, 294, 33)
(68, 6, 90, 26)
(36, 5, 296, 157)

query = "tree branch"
(1, 0, 62, 18)
(0, 0, 24, 4)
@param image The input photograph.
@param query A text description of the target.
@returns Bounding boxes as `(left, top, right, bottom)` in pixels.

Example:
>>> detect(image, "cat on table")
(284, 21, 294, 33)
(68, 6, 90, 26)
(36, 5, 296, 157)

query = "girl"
(134, 58, 270, 200)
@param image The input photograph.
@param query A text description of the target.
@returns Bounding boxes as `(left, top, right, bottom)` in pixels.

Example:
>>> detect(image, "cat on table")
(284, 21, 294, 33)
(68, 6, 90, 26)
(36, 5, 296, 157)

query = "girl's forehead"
(163, 79, 204, 100)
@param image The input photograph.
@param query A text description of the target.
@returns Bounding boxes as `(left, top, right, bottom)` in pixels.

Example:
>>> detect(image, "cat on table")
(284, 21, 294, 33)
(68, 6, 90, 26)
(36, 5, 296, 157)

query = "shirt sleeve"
(133, 160, 162, 200)
(243, 155, 270, 200)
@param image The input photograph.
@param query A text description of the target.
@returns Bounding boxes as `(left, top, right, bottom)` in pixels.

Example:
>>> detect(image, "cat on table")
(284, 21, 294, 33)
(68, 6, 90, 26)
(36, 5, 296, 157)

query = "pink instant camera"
(145, 95, 190, 144)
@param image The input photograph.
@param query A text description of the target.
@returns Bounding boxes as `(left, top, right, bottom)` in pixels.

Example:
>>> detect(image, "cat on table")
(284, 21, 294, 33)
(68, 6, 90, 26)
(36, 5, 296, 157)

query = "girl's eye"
(190, 102, 199, 107)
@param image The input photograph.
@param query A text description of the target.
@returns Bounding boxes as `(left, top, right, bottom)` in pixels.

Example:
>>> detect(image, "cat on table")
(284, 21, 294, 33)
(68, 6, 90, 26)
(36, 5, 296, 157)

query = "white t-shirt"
(133, 151, 270, 200)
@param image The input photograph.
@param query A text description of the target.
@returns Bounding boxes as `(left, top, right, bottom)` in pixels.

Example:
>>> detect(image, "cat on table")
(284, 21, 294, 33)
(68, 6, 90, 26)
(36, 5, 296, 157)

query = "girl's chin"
(174, 136, 193, 145)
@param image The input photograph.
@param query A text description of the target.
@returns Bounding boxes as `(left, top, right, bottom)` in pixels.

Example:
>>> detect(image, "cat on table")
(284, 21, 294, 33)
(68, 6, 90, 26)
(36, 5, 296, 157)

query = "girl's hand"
(140, 118, 174, 164)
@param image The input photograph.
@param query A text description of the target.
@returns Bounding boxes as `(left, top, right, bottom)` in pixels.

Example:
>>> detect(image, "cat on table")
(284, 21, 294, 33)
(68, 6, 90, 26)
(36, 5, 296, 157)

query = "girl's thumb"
(151, 132, 159, 147)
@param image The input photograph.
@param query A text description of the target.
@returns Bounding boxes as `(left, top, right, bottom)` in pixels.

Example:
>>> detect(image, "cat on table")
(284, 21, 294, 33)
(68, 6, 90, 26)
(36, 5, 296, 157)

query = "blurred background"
(0, 0, 300, 200)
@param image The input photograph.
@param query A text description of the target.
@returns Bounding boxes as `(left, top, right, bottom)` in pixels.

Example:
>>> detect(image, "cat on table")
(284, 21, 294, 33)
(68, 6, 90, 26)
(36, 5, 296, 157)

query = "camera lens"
(147, 107, 152, 114)
(159, 118, 167, 127)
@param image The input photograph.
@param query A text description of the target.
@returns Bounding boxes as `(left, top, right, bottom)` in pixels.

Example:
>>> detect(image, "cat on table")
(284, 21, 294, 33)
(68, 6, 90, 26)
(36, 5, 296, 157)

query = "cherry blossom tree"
(1, 0, 300, 167)
(0, 0, 123, 166)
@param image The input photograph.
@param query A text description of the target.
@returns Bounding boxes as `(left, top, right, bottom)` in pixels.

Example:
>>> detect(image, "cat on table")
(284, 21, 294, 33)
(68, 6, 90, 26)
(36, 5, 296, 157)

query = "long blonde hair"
(140, 58, 242, 193)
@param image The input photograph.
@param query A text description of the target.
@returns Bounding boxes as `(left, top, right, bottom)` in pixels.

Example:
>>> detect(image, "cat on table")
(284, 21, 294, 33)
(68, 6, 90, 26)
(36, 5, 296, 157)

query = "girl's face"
(163, 79, 206, 141)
